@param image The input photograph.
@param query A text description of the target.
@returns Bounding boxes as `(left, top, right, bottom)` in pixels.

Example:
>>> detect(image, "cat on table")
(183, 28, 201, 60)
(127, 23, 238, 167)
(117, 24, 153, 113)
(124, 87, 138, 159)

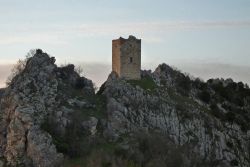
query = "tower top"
(112, 35, 141, 80)
(112, 35, 141, 45)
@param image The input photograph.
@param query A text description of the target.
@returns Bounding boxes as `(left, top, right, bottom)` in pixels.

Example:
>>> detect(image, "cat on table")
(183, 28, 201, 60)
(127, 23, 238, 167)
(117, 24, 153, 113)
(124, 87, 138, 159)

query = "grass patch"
(167, 88, 197, 109)
(62, 141, 119, 167)
(63, 157, 87, 167)
(70, 95, 107, 120)
(127, 76, 157, 91)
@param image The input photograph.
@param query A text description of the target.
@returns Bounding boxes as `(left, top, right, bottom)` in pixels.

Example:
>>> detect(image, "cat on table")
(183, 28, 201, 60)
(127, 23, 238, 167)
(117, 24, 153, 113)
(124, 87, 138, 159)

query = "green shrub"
(102, 162, 112, 167)
(41, 118, 72, 154)
(41, 94, 107, 158)
(6, 58, 28, 86)
(226, 141, 233, 148)
(198, 90, 211, 103)
(210, 103, 224, 120)
(225, 111, 236, 123)
(36, 48, 43, 54)
(230, 159, 239, 166)
(232, 97, 244, 107)
(75, 77, 86, 89)
(134, 132, 184, 167)
(176, 74, 191, 96)
(193, 78, 207, 90)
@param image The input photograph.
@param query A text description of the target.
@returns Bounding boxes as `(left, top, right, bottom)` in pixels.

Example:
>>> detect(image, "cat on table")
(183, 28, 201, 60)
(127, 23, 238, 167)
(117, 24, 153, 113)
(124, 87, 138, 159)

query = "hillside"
(0, 50, 250, 167)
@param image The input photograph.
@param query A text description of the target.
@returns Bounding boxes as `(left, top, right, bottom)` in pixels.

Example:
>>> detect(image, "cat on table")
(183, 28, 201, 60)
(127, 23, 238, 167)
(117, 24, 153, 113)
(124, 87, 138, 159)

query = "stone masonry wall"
(112, 39, 123, 76)
(112, 36, 141, 80)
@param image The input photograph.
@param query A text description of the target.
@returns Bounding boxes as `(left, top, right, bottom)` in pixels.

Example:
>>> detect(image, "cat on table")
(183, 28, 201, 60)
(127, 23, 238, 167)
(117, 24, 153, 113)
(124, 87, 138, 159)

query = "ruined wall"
(112, 38, 124, 76)
(112, 36, 141, 80)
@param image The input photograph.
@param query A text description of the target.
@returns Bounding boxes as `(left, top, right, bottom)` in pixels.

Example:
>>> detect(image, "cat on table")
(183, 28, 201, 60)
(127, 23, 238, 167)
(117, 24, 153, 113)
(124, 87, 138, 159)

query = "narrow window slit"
(130, 57, 133, 63)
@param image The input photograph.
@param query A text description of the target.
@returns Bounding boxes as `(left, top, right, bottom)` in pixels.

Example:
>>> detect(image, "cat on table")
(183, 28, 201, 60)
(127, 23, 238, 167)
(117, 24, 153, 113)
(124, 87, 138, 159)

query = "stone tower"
(112, 35, 141, 80)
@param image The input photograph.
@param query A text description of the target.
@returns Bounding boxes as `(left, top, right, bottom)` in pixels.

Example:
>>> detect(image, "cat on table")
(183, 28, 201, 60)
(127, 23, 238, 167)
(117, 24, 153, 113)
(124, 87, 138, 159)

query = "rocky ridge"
(0, 50, 250, 167)
(101, 64, 250, 167)
(0, 50, 94, 166)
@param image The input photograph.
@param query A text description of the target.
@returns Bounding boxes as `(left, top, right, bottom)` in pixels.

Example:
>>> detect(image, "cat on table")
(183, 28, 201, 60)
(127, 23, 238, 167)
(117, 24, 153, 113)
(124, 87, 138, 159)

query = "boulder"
(81, 117, 98, 135)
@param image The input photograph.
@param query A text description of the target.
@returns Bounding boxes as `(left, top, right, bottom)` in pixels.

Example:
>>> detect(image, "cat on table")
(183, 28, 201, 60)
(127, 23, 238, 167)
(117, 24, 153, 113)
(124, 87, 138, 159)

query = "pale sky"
(0, 0, 250, 87)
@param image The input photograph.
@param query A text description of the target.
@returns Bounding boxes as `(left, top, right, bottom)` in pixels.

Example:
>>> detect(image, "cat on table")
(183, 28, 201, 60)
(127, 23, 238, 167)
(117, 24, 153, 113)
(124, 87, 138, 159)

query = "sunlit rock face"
(101, 64, 250, 167)
(0, 50, 250, 167)
(0, 50, 94, 167)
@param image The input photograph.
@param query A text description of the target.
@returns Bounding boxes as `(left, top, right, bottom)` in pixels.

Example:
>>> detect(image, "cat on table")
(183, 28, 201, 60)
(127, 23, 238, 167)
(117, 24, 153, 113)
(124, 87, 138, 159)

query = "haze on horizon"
(0, 0, 250, 87)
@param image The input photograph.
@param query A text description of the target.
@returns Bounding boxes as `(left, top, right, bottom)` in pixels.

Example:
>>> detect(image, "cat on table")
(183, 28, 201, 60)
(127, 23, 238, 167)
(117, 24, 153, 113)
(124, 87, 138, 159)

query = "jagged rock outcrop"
(1, 51, 250, 167)
(101, 64, 250, 167)
(0, 50, 94, 167)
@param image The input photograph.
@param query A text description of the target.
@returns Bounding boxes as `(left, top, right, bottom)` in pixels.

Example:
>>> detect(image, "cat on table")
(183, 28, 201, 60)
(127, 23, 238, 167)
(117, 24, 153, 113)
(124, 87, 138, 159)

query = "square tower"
(112, 35, 141, 80)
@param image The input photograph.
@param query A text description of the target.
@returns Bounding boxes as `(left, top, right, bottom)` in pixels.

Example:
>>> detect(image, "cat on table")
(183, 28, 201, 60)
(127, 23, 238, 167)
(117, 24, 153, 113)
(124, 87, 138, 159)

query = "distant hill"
(0, 49, 250, 167)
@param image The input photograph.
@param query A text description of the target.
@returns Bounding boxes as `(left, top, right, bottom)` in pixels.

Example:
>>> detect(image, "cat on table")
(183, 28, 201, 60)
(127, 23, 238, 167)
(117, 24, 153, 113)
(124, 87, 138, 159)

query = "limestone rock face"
(1, 50, 250, 167)
(27, 127, 62, 167)
(0, 50, 94, 167)
(101, 65, 250, 166)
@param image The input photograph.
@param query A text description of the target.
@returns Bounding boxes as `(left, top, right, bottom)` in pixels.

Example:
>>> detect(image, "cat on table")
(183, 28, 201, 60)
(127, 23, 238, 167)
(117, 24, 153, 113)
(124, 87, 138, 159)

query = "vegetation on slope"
(127, 76, 157, 91)
(5, 52, 250, 167)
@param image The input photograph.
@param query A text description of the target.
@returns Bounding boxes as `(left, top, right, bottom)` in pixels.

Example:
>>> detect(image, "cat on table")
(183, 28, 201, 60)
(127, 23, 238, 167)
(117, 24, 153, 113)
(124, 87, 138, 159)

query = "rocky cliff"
(0, 50, 95, 167)
(101, 65, 250, 167)
(0, 50, 250, 167)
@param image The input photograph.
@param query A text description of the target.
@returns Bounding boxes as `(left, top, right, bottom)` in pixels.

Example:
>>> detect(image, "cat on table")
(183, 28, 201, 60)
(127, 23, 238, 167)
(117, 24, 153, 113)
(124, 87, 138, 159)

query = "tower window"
(130, 57, 133, 63)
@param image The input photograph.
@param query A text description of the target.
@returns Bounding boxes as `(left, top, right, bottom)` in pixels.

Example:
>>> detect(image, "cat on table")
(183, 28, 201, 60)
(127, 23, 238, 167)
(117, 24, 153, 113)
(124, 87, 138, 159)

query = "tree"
(75, 65, 84, 77)
(6, 49, 36, 86)
(6, 59, 26, 86)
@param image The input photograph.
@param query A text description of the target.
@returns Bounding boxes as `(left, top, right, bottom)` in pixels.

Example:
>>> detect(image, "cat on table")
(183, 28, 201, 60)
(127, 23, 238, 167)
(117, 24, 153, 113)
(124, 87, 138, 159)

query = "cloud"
(1, 20, 250, 45)
(76, 62, 250, 87)
(74, 20, 250, 38)
(0, 62, 249, 88)
(175, 62, 250, 85)
(0, 33, 68, 45)
(0, 63, 111, 88)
